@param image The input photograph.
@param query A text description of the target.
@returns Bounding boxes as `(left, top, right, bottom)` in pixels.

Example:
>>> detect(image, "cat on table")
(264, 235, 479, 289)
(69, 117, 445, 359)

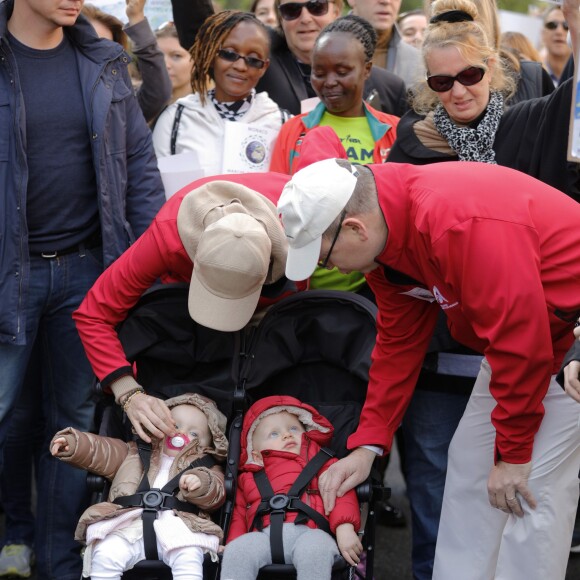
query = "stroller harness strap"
(114, 440, 216, 560)
(250, 447, 334, 564)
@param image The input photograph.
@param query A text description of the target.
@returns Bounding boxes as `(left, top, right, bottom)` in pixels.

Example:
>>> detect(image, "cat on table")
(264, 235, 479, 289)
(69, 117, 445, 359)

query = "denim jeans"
(0, 247, 102, 580)
(401, 389, 470, 580)
(0, 355, 44, 548)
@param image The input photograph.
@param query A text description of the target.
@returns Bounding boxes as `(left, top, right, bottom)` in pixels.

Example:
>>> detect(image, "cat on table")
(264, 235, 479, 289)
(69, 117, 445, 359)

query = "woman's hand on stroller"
(335, 523, 363, 566)
(125, 394, 176, 443)
(319, 448, 376, 515)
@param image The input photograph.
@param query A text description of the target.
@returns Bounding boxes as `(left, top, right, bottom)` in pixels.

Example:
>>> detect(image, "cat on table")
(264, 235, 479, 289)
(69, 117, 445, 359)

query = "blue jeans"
(401, 389, 471, 580)
(0, 354, 44, 548)
(0, 247, 102, 580)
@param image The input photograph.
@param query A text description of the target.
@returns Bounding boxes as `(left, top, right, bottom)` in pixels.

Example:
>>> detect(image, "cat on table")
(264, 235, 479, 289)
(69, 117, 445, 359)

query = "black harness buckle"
(142, 490, 165, 510)
(269, 494, 290, 511)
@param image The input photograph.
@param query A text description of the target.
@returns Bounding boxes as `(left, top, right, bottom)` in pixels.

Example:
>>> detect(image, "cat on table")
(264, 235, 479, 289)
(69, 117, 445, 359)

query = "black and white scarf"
(209, 88, 255, 121)
(433, 91, 504, 164)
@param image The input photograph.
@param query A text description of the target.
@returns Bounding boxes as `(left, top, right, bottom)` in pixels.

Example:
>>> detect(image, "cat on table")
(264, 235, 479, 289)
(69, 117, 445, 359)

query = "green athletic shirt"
(310, 112, 375, 292)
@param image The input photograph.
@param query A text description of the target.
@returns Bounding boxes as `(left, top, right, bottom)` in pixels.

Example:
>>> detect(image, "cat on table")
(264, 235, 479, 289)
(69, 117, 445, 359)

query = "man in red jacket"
(277, 158, 580, 580)
(73, 174, 302, 444)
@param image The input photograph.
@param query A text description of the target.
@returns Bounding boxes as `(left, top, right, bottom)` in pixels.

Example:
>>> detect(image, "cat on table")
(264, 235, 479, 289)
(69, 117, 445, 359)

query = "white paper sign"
(157, 152, 205, 199)
(221, 122, 278, 174)
(89, 0, 173, 30)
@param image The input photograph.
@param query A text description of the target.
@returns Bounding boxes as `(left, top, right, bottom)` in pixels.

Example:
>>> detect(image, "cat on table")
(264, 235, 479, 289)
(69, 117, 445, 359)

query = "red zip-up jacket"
(227, 396, 360, 542)
(73, 172, 302, 390)
(269, 101, 399, 175)
(347, 161, 580, 464)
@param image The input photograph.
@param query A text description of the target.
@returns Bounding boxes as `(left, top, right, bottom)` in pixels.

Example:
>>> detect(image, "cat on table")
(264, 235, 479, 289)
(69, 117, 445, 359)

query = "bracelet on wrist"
(121, 388, 145, 412)
(119, 386, 142, 406)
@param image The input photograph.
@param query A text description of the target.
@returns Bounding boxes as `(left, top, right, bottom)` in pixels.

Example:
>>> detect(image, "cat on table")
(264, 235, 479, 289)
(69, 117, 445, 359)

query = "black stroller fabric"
(91, 284, 381, 579)
(238, 290, 376, 458)
(118, 283, 239, 418)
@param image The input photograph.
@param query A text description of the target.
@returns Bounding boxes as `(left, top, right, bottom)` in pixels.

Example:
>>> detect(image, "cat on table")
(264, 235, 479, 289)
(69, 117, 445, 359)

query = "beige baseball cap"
(177, 180, 287, 331)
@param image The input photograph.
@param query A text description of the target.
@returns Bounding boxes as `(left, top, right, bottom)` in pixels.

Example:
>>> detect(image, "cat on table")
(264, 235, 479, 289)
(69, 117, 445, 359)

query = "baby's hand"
(217, 545, 225, 554)
(50, 437, 70, 456)
(180, 473, 202, 493)
(335, 523, 363, 566)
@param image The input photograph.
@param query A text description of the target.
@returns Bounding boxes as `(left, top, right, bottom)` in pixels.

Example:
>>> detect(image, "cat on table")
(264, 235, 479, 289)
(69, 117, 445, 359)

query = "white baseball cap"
(277, 159, 359, 281)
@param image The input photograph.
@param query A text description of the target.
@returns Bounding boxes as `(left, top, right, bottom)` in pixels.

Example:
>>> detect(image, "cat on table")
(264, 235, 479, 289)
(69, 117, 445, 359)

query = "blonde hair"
(501, 31, 542, 63)
(423, 0, 498, 47)
(412, 0, 515, 114)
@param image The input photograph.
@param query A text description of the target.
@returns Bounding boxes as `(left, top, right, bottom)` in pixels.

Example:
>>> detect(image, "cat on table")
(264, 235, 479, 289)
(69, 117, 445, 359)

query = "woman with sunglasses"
(541, 4, 572, 87)
(152, 10, 287, 175)
(423, 0, 554, 103)
(386, 0, 580, 578)
(388, 0, 579, 198)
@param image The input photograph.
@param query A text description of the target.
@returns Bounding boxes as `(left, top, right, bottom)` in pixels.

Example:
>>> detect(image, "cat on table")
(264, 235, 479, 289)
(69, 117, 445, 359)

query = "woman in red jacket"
(73, 176, 295, 444)
(221, 396, 362, 579)
(270, 14, 399, 175)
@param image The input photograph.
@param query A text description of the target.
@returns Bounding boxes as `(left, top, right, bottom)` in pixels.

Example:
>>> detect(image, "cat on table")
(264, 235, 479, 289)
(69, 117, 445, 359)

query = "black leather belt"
(34, 231, 102, 259)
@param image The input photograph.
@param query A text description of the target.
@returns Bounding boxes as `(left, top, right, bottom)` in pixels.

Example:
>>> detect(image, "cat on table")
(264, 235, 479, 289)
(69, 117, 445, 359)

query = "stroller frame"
(87, 284, 388, 579)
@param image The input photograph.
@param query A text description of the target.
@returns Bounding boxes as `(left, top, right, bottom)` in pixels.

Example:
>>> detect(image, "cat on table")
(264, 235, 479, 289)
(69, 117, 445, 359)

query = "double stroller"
(88, 282, 386, 579)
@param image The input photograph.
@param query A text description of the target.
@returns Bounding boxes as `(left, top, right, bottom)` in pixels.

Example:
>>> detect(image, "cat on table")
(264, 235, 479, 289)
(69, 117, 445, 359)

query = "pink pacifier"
(165, 433, 191, 450)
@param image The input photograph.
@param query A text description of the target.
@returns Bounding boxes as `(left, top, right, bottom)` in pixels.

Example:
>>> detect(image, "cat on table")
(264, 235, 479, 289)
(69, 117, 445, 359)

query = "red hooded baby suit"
(227, 396, 361, 542)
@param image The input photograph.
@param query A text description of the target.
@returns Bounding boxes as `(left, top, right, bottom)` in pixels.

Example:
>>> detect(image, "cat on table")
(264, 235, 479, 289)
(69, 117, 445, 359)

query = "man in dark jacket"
(0, 0, 165, 577)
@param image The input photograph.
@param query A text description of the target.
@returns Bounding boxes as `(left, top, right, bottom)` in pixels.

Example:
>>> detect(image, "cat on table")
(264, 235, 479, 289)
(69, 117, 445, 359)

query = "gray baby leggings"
(221, 523, 340, 580)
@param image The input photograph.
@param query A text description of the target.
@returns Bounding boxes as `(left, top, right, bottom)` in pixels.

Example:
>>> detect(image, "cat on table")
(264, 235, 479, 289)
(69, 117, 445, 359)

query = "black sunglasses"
(318, 209, 346, 269)
(545, 20, 569, 31)
(427, 66, 486, 93)
(217, 49, 267, 70)
(279, 0, 334, 21)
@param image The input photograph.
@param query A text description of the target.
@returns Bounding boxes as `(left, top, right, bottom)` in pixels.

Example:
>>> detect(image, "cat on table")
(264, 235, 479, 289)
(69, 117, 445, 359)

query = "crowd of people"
(0, 0, 579, 577)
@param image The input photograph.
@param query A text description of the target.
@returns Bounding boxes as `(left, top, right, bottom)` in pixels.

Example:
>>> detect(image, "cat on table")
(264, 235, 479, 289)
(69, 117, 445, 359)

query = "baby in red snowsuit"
(221, 395, 362, 579)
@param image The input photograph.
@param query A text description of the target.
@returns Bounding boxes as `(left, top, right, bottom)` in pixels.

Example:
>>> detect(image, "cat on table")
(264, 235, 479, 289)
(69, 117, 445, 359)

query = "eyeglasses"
(426, 66, 486, 92)
(544, 20, 569, 31)
(216, 49, 267, 70)
(318, 209, 346, 269)
(278, 0, 334, 22)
